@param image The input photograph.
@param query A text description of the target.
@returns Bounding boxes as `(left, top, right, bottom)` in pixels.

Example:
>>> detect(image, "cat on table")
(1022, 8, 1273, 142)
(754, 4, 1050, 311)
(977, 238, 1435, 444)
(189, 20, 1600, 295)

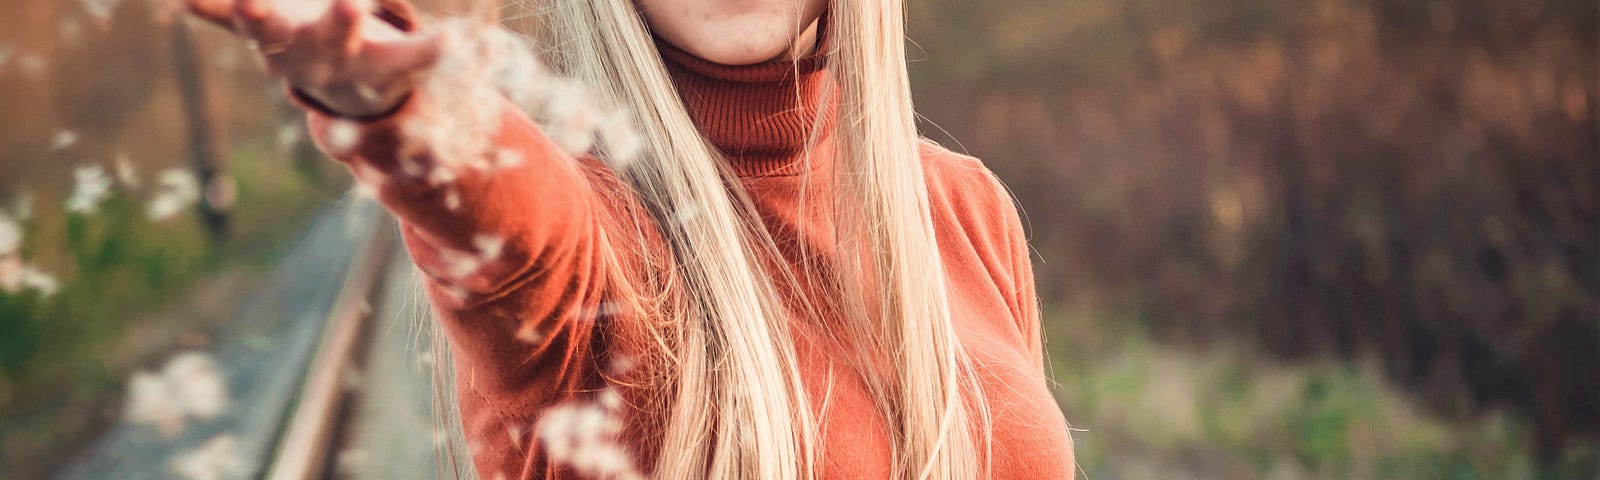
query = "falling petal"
(597, 110, 645, 168)
(169, 434, 245, 480)
(17, 53, 45, 79)
(515, 325, 544, 345)
(276, 123, 301, 152)
(15, 264, 57, 297)
(124, 370, 187, 437)
(66, 165, 113, 214)
(439, 247, 483, 279)
(59, 17, 84, 46)
(670, 203, 702, 226)
(493, 149, 523, 169)
(399, 155, 426, 177)
(473, 234, 504, 261)
(13, 192, 32, 220)
(325, 120, 361, 152)
(114, 153, 141, 188)
(146, 169, 201, 221)
(79, 0, 122, 20)
(608, 355, 634, 375)
(349, 163, 385, 199)
(443, 189, 462, 211)
(53, 130, 79, 151)
(162, 351, 229, 421)
(0, 214, 19, 255)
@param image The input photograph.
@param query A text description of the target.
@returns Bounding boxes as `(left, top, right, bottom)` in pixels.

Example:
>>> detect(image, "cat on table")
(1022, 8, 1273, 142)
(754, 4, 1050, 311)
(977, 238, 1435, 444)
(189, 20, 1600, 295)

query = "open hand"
(186, 0, 442, 118)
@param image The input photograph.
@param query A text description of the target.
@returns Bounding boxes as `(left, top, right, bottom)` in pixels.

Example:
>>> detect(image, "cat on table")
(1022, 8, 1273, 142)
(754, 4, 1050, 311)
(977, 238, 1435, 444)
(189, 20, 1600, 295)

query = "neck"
(655, 25, 836, 177)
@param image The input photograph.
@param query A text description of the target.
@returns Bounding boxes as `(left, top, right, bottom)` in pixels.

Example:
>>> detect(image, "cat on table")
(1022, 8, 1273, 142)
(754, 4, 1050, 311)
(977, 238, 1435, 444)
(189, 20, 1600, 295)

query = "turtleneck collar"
(655, 26, 835, 178)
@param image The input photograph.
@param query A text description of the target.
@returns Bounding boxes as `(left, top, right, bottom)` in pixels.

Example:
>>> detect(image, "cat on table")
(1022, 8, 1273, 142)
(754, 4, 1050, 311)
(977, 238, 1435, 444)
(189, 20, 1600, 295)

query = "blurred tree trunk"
(171, 18, 232, 243)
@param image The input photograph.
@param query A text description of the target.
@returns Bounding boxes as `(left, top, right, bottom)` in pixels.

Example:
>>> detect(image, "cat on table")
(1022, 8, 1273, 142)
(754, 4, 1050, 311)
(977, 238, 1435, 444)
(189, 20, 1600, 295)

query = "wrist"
(288, 83, 414, 122)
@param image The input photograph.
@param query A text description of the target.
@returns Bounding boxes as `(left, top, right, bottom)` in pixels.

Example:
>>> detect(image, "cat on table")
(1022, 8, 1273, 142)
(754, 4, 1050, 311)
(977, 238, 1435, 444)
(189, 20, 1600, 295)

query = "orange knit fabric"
(301, 35, 1074, 480)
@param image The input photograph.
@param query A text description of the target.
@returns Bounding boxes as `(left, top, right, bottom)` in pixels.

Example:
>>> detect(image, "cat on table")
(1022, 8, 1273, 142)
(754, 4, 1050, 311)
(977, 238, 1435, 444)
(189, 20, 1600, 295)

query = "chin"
(665, 21, 800, 65)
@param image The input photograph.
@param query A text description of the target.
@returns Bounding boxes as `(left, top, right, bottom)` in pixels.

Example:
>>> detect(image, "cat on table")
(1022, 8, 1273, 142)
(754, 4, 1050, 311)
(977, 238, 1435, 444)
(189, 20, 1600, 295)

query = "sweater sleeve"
(990, 173, 1045, 371)
(301, 89, 608, 409)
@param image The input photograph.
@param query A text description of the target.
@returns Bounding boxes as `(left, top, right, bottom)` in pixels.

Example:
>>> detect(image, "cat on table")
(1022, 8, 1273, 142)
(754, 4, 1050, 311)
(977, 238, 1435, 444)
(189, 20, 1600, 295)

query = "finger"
(326, 0, 368, 31)
(324, 0, 369, 53)
(367, 33, 442, 77)
(185, 0, 235, 28)
(233, 0, 293, 53)
(234, 0, 273, 22)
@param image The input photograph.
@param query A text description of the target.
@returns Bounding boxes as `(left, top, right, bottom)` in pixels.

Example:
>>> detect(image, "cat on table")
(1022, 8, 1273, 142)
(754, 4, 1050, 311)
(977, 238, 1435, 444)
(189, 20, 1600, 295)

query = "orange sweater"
(302, 36, 1074, 479)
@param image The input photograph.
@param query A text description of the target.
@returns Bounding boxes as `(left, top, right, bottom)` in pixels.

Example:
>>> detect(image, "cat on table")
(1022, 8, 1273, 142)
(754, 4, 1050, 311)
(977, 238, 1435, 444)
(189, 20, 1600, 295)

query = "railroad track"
(61, 200, 453, 480)
(265, 208, 396, 480)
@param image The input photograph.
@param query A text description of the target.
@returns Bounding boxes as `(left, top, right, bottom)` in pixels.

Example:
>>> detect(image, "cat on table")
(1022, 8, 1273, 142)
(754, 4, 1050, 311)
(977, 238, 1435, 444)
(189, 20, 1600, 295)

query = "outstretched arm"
(183, 0, 614, 438)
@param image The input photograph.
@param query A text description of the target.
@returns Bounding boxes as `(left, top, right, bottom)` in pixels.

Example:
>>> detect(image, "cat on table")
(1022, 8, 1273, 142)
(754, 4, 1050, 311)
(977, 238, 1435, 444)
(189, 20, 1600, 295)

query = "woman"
(185, 0, 1075, 478)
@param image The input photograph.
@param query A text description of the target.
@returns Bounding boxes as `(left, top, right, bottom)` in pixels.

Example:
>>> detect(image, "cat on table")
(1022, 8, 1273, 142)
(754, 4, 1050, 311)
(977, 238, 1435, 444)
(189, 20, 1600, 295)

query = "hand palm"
(185, 0, 440, 118)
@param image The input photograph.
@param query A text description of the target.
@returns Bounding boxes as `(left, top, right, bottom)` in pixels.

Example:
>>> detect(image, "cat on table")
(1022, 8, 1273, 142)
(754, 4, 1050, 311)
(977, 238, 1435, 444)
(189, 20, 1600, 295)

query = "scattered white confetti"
(349, 163, 385, 199)
(79, 0, 122, 20)
(608, 354, 634, 375)
(440, 285, 468, 302)
(147, 169, 201, 221)
(493, 149, 524, 169)
(473, 234, 504, 261)
(325, 120, 360, 152)
(66, 165, 113, 214)
(515, 325, 544, 345)
(169, 434, 245, 480)
(438, 247, 483, 280)
(17, 53, 45, 79)
(0, 259, 60, 297)
(0, 214, 19, 255)
(59, 17, 84, 46)
(161, 351, 230, 421)
(670, 203, 702, 225)
(599, 389, 623, 411)
(535, 400, 642, 480)
(398, 155, 426, 177)
(0, 220, 57, 297)
(113, 153, 141, 188)
(426, 165, 456, 186)
(12, 192, 32, 220)
(484, 27, 546, 112)
(123, 351, 231, 436)
(543, 85, 598, 156)
(596, 301, 623, 317)
(52, 130, 79, 151)
(597, 110, 645, 168)
(355, 83, 381, 103)
(276, 123, 301, 152)
(443, 188, 462, 211)
(123, 371, 188, 438)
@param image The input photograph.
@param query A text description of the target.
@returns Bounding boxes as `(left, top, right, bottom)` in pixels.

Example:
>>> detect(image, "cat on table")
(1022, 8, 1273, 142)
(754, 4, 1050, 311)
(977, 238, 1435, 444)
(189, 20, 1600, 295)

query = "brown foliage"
(911, 0, 1598, 457)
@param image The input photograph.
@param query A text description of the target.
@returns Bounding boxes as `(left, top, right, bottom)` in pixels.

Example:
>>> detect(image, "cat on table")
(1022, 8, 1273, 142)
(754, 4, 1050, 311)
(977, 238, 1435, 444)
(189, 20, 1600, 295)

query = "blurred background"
(1, 0, 1596, 478)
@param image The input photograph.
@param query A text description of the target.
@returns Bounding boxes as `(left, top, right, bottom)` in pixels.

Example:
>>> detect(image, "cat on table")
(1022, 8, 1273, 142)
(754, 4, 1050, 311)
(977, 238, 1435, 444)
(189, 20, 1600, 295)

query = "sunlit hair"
(423, 1, 992, 478)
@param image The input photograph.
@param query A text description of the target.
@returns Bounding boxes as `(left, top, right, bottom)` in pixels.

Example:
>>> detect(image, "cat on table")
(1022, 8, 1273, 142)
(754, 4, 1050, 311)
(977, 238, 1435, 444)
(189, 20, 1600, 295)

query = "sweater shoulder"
(916, 139, 1017, 228)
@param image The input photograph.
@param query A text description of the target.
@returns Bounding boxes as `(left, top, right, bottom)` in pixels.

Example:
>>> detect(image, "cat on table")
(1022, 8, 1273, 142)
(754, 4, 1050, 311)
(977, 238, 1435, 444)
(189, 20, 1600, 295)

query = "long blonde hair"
(429, 1, 991, 478)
